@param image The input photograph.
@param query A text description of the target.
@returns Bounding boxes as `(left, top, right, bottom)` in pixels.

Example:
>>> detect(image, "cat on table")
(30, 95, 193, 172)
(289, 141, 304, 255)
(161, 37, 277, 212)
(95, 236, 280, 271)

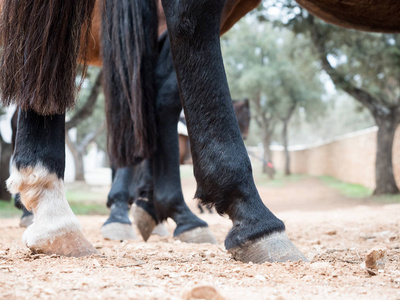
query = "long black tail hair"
(0, 0, 96, 115)
(102, 0, 159, 167)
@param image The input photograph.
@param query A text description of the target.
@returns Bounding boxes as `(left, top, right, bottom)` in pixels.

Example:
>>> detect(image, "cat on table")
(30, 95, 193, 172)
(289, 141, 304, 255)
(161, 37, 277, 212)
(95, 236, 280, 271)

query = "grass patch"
(66, 190, 105, 204)
(368, 194, 400, 204)
(0, 189, 109, 218)
(69, 203, 108, 215)
(253, 171, 308, 189)
(319, 176, 372, 198)
(66, 189, 108, 215)
(0, 200, 20, 218)
(0, 198, 108, 217)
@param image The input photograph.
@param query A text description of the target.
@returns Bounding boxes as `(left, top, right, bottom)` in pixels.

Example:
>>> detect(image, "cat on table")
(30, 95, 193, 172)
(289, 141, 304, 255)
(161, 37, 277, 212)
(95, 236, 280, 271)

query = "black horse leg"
(131, 159, 161, 241)
(162, 0, 306, 262)
(149, 34, 215, 243)
(14, 193, 34, 227)
(11, 109, 34, 228)
(102, 167, 137, 240)
(8, 109, 96, 256)
(197, 203, 205, 214)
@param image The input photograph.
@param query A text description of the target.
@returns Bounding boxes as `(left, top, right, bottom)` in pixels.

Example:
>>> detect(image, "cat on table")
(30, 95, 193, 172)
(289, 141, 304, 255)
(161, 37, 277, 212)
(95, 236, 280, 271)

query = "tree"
(66, 68, 105, 182)
(222, 18, 325, 176)
(259, 1, 400, 194)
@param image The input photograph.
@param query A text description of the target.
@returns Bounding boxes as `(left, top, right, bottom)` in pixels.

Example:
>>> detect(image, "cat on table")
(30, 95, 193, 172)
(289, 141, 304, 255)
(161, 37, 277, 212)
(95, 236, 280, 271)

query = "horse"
(176, 98, 251, 213)
(179, 98, 251, 165)
(1, 0, 398, 263)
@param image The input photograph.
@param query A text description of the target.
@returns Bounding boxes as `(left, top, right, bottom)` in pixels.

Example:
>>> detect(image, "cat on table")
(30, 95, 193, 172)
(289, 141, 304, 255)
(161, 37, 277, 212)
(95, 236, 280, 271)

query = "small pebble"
(365, 248, 387, 270)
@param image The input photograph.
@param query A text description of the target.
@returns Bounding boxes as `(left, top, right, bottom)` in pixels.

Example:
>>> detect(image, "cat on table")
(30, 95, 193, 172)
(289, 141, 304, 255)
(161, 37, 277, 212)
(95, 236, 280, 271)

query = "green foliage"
(261, 0, 400, 109)
(289, 92, 375, 145)
(314, 26, 400, 107)
(221, 17, 327, 146)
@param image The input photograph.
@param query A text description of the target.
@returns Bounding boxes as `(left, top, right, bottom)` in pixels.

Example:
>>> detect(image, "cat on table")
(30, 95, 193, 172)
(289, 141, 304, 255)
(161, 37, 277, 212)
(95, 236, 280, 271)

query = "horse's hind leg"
(162, 0, 305, 262)
(8, 110, 96, 257)
(149, 34, 215, 244)
(131, 160, 161, 241)
(101, 167, 137, 240)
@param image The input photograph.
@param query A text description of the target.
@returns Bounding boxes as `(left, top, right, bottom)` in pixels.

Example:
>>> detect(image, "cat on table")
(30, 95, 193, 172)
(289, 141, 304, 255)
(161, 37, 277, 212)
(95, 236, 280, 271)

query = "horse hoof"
(20, 215, 34, 228)
(152, 223, 169, 237)
(176, 227, 217, 244)
(228, 231, 308, 264)
(101, 222, 137, 240)
(27, 230, 97, 257)
(132, 204, 156, 242)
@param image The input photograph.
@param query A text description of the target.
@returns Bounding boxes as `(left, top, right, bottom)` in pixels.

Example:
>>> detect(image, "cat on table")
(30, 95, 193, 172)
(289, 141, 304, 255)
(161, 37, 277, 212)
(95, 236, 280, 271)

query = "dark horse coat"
(0, 0, 398, 262)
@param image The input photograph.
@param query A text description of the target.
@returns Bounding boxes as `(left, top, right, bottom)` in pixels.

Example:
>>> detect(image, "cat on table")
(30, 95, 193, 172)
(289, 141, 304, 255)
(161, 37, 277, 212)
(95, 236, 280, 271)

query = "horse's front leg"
(102, 167, 137, 240)
(150, 34, 216, 243)
(7, 109, 96, 257)
(162, 0, 306, 263)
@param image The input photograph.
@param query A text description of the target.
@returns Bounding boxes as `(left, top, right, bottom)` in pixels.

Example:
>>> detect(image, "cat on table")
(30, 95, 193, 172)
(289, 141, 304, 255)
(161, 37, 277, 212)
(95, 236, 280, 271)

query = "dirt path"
(1, 177, 400, 299)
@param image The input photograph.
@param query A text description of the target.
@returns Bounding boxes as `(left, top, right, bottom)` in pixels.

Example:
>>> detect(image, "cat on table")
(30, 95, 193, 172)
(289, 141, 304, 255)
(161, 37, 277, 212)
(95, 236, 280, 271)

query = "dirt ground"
(1, 176, 400, 299)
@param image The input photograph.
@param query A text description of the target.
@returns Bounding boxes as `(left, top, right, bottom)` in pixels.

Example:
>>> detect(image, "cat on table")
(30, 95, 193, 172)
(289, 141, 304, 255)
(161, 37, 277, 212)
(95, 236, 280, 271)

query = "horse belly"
(296, 0, 400, 33)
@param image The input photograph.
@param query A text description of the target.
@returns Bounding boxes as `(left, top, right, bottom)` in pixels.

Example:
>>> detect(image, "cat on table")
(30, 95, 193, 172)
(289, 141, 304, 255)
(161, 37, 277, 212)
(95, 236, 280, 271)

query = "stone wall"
(271, 126, 400, 189)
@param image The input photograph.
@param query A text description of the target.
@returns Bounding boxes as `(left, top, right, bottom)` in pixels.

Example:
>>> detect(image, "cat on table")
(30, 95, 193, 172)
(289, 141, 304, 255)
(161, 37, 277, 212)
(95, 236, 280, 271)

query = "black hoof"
(132, 204, 157, 242)
(228, 231, 308, 264)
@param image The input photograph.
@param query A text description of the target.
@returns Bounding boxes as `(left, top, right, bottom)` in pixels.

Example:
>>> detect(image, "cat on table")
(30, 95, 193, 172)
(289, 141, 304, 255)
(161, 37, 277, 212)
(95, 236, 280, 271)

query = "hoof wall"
(228, 231, 308, 264)
(152, 223, 169, 237)
(176, 227, 217, 244)
(132, 204, 156, 242)
(101, 222, 137, 241)
(29, 230, 97, 257)
(20, 215, 34, 228)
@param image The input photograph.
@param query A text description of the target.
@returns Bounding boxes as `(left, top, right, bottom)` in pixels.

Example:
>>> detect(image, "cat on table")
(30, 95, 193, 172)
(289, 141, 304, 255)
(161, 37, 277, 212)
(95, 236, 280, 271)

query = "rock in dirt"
(365, 248, 387, 270)
(183, 286, 225, 300)
(325, 230, 337, 236)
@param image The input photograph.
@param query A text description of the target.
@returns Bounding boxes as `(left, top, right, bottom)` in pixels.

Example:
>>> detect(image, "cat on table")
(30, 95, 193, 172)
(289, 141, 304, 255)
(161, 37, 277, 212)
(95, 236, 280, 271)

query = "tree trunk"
(65, 134, 86, 182)
(0, 137, 12, 201)
(373, 116, 399, 195)
(307, 16, 399, 195)
(74, 152, 86, 181)
(282, 120, 291, 176)
(262, 131, 274, 179)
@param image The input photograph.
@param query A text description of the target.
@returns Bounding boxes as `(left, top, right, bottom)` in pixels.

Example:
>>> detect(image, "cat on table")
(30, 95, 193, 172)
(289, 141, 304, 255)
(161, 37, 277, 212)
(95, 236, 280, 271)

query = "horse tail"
(102, 0, 158, 167)
(0, 1, 96, 115)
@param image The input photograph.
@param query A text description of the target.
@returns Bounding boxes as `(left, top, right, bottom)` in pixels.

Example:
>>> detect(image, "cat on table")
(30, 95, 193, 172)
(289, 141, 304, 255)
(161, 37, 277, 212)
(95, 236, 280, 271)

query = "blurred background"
(1, 0, 400, 218)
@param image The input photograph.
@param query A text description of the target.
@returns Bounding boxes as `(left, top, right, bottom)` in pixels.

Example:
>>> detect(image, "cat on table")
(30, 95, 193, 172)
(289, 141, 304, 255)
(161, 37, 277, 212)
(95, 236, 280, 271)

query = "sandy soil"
(1, 177, 400, 299)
